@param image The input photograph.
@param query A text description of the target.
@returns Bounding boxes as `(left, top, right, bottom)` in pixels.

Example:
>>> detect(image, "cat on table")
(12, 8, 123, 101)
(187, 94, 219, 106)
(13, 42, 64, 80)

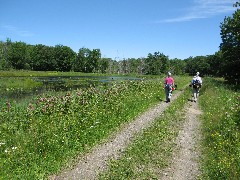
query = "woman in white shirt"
(191, 72, 202, 102)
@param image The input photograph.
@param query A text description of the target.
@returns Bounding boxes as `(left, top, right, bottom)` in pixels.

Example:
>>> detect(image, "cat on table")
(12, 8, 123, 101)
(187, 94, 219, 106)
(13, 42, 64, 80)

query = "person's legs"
(165, 85, 172, 102)
(168, 87, 172, 100)
(165, 88, 169, 102)
(196, 88, 200, 100)
(192, 88, 197, 102)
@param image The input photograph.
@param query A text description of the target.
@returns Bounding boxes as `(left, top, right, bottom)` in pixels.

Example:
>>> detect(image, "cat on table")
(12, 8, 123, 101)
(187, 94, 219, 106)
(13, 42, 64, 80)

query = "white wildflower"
(12, 147, 17, 150)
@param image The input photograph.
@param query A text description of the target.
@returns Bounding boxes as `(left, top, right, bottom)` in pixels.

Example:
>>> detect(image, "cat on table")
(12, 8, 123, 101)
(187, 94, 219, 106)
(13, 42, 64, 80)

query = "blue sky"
(0, 0, 237, 60)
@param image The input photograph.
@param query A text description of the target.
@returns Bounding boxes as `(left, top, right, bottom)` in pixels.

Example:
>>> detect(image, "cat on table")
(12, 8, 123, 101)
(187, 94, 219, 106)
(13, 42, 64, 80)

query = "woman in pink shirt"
(164, 72, 175, 102)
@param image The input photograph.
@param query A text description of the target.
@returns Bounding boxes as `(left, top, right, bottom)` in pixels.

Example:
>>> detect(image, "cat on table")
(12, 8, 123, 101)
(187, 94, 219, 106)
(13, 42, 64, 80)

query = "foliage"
(124, 58, 140, 74)
(1, 1, 238, 78)
(169, 58, 186, 75)
(145, 52, 169, 75)
(72, 47, 101, 73)
(0, 70, 109, 77)
(98, 57, 110, 73)
(99, 82, 191, 179)
(7, 41, 29, 69)
(107, 59, 119, 74)
(0, 39, 13, 69)
(205, 51, 224, 76)
(0, 39, 221, 77)
(0, 77, 42, 91)
(1, 78, 173, 179)
(90, 49, 101, 72)
(185, 56, 210, 76)
(30, 44, 56, 71)
(220, 5, 240, 83)
(200, 78, 240, 179)
(54, 45, 76, 72)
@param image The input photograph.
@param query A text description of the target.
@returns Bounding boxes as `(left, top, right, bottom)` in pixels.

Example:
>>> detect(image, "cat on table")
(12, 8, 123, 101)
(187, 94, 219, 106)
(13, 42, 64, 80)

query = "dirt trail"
(52, 89, 185, 180)
(161, 101, 202, 180)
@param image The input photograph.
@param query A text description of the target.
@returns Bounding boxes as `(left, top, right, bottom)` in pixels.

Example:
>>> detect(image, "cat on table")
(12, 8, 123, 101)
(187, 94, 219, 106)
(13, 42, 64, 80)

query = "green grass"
(0, 70, 99, 77)
(0, 74, 191, 179)
(199, 78, 240, 179)
(0, 77, 42, 90)
(0, 70, 146, 77)
(0, 77, 44, 105)
(99, 82, 191, 179)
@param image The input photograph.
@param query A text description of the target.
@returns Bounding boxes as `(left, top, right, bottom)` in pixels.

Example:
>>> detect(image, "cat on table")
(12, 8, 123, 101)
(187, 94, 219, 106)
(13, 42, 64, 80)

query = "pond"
(0, 76, 142, 101)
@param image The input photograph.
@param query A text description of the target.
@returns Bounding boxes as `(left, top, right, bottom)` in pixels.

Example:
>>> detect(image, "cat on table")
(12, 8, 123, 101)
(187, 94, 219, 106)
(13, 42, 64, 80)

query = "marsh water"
(0, 76, 142, 101)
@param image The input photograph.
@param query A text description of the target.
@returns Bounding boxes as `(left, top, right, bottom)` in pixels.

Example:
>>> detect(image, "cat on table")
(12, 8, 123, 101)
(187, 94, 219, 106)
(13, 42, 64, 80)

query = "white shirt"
(192, 76, 202, 84)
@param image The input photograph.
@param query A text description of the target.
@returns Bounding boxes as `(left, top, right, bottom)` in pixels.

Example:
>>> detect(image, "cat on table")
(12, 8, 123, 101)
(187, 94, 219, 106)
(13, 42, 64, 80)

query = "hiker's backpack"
(192, 79, 200, 85)
(192, 79, 201, 88)
(165, 84, 172, 91)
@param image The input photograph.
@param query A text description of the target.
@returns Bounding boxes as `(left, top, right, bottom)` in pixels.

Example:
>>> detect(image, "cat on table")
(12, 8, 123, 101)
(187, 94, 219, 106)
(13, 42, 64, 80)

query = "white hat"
(196, 72, 200, 76)
(168, 72, 171, 76)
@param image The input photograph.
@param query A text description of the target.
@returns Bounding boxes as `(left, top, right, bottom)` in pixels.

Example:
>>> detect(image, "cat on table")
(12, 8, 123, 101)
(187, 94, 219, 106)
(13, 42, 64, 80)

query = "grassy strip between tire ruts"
(99, 84, 191, 179)
(199, 78, 240, 180)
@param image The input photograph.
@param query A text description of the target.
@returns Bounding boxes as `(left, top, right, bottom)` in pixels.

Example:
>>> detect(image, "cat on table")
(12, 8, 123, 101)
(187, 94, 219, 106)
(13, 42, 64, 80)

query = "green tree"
(145, 52, 169, 75)
(0, 40, 12, 69)
(73, 48, 101, 73)
(25, 45, 34, 70)
(73, 47, 91, 72)
(30, 44, 56, 71)
(169, 58, 186, 75)
(205, 51, 223, 76)
(220, 3, 240, 82)
(185, 56, 210, 76)
(7, 41, 29, 69)
(126, 58, 141, 74)
(99, 57, 110, 73)
(107, 59, 119, 74)
(120, 59, 129, 74)
(54, 45, 76, 72)
(89, 49, 101, 72)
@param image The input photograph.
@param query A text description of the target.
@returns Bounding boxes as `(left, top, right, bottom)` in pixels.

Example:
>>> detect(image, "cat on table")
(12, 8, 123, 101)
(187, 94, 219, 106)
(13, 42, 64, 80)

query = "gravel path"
(161, 100, 202, 180)
(52, 89, 185, 180)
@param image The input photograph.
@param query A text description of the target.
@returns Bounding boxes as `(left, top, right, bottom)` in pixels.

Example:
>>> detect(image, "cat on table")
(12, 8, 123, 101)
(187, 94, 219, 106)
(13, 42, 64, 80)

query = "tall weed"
(0, 76, 190, 179)
(200, 78, 240, 179)
(0, 79, 160, 179)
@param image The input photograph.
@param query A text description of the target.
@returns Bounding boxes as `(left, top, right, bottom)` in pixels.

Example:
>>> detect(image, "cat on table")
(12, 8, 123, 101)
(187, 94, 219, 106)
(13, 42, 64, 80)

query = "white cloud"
(158, 0, 237, 23)
(1, 25, 34, 37)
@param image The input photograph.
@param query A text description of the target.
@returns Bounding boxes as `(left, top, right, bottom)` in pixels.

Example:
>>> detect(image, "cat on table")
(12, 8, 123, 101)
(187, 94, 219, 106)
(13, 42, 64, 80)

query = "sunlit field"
(99, 84, 191, 179)
(2, 72, 239, 179)
(0, 72, 190, 179)
(200, 78, 240, 179)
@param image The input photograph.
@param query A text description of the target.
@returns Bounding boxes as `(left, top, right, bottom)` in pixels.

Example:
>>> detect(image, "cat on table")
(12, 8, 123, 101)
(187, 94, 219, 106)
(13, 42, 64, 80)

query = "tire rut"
(161, 100, 202, 180)
(51, 88, 186, 180)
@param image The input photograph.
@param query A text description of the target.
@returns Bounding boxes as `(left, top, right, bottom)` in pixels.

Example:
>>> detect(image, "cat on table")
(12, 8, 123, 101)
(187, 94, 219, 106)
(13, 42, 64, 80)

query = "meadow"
(1, 71, 239, 179)
(0, 70, 142, 103)
(99, 77, 240, 179)
(0, 71, 190, 179)
(200, 78, 240, 179)
(99, 83, 191, 179)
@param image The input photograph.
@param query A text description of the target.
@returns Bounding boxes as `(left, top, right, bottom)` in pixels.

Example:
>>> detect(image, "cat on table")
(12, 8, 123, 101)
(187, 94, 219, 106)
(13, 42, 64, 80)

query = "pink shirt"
(165, 77, 174, 85)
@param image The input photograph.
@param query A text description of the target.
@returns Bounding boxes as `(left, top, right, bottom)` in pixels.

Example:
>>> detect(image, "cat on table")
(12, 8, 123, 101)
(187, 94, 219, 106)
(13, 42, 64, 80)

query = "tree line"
(0, 2, 239, 83)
